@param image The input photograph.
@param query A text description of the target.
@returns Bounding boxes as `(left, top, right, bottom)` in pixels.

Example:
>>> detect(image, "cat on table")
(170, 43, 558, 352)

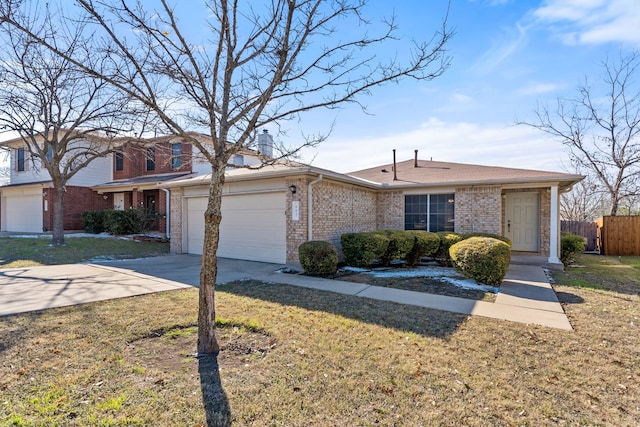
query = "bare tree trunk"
(51, 181, 65, 246)
(198, 166, 226, 355)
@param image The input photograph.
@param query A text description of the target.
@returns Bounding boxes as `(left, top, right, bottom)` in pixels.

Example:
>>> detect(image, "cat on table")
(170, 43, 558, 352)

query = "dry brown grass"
(1, 254, 639, 426)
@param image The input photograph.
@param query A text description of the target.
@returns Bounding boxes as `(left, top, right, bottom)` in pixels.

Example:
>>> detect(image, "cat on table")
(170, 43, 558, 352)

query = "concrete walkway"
(0, 255, 572, 330)
(225, 259, 573, 331)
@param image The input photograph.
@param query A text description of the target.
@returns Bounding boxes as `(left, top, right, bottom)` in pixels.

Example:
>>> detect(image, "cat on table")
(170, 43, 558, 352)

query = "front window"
(404, 193, 455, 232)
(171, 143, 182, 169)
(146, 146, 155, 171)
(114, 150, 124, 171)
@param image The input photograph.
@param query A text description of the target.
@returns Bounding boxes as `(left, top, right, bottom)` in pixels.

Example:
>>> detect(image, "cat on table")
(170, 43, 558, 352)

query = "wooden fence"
(561, 220, 598, 251)
(596, 216, 640, 256)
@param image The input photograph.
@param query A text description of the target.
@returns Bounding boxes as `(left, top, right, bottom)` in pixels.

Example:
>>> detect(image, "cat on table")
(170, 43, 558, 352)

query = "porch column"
(549, 185, 561, 264)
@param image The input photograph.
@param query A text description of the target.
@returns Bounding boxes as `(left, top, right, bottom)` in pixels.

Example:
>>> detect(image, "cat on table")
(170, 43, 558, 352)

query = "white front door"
(114, 193, 125, 210)
(505, 192, 539, 252)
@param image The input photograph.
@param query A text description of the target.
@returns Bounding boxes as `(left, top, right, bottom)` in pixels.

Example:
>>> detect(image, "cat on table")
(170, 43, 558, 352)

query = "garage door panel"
(186, 193, 286, 263)
(4, 195, 43, 232)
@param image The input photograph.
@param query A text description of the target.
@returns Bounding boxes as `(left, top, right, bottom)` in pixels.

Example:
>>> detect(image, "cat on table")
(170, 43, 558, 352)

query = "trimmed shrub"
(375, 230, 415, 266)
(561, 232, 586, 266)
(298, 240, 339, 276)
(405, 230, 440, 266)
(82, 210, 106, 234)
(103, 208, 147, 235)
(450, 237, 511, 286)
(461, 232, 512, 247)
(341, 232, 389, 267)
(435, 232, 464, 266)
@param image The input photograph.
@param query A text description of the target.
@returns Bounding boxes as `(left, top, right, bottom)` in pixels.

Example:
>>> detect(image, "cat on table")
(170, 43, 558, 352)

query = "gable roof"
(347, 159, 584, 190)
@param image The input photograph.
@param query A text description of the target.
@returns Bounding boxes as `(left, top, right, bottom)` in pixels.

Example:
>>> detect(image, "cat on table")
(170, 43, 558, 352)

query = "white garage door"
(5, 195, 43, 232)
(186, 192, 287, 263)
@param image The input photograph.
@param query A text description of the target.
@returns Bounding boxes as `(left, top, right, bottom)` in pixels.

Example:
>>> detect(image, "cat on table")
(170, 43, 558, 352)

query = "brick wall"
(42, 186, 112, 231)
(454, 185, 502, 234)
(376, 191, 404, 229)
(285, 178, 378, 261)
(169, 187, 184, 253)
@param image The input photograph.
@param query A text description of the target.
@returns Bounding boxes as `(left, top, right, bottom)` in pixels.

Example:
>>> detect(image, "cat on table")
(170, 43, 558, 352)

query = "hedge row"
(340, 230, 442, 268)
(82, 208, 147, 235)
(337, 230, 512, 286)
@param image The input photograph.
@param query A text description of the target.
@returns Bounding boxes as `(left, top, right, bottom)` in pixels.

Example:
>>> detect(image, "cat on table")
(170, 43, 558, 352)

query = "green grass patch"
(554, 253, 640, 295)
(1, 254, 639, 425)
(0, 236, 169, 268)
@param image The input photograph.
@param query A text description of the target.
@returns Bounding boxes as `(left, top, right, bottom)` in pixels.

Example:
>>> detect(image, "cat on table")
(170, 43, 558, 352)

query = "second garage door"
(186, 192, 287, 264)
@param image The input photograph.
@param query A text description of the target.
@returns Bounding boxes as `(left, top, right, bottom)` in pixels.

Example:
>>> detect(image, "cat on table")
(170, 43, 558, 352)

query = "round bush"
(461, 232, 511, 247)
(405, 230, 440, 266)
(298, 240, 339, 276)
(341, 232, 389, 267)
(450, 237, 511, 286)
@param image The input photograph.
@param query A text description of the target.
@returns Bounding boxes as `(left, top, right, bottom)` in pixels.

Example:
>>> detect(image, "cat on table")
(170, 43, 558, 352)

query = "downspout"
(161, 188, 170, 239)
(308, 174, 323, 240)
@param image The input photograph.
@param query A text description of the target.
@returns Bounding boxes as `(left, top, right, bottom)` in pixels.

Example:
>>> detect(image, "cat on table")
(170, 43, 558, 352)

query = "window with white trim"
(404, 193, 455, 232)
(16, 147, 27, 172)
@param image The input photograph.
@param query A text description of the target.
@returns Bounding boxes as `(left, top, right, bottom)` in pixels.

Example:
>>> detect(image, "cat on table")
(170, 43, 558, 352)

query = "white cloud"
(517, 82, 565, 95)
(301, 118, 568, 173)
(534, 0, 640, 46)
(471, 22, 530, 73)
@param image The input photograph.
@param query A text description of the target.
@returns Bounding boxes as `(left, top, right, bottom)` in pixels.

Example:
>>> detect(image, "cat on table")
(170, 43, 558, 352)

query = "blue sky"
(295, 0, 640, 173)
(1, 0, 638, 176)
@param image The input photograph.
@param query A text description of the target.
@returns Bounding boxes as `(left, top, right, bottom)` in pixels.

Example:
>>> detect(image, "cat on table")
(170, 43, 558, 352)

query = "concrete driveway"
(0, 255, 283, 317)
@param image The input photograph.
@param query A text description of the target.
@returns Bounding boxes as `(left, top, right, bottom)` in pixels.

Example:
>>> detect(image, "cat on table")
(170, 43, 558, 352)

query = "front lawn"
(1, 253, 639, 425)
(0, 236, 169, 268)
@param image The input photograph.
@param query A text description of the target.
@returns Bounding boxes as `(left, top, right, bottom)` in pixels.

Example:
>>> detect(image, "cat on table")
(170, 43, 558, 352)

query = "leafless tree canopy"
(520, 51, 640, 216)
(1, 0, 452, 360)
(0, 3, 151, 245)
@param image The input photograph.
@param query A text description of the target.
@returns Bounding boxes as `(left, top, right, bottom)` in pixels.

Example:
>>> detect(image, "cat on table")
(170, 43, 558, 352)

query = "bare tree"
(561, 164, 606, 221)
(520, 51, 640, 216)
(0, 5, 149, 245)
(1, 0, 452, 358)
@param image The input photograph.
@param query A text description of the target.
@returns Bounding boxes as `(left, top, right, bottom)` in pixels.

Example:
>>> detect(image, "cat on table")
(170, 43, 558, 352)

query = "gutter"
(308, 174, 323, 241)
(161, 188, 170, 239)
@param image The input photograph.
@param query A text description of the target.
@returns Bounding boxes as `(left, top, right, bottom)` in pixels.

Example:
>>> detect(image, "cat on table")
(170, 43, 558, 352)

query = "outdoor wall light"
(103, 194, 109, 200)
(289, 184, 297, 194)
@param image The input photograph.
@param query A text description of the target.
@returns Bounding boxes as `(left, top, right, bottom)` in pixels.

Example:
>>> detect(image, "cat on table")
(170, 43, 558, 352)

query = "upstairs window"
(404, 193, 455, 232)
(16, 147, 26, 172)
(46, 145, 53, 162)
(171, 143, 182, 169)
(146, 146, 155, 171)
(114, 150, 124, 171)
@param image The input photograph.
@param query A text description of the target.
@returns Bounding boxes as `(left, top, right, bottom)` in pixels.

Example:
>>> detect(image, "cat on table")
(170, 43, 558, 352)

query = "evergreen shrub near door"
(82, 210, 106, 233)
(82, 208, 147, 235)
(449, 237, 511, 286)
(298, 241, 339, 276)
(560, 232, 586, 266)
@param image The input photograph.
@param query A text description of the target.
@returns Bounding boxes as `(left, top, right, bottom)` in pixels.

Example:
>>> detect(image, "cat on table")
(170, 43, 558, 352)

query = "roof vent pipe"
(393, 149, 398, 181)
(414, 150, 418, 167)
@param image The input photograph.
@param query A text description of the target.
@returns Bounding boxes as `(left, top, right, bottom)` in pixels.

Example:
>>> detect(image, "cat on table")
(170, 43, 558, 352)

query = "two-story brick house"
(0, 130, 270, 235)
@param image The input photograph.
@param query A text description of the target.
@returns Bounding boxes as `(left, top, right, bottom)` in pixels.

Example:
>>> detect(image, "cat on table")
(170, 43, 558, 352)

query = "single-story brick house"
(163, 153, 583, 268)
